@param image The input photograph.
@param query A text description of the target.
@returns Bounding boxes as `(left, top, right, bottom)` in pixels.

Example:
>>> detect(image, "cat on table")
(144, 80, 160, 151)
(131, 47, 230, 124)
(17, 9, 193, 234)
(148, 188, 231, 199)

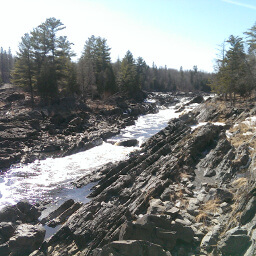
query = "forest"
(0, 17, 212, 105)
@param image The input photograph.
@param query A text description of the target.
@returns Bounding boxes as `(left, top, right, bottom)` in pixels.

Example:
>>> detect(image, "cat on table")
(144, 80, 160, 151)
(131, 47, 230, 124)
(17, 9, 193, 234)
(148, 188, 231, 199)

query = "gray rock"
(41, 199, 75, 225)
(240, 197, 256, 225)
(200, 225, 220, 252)
(9, 224, 45, 256)
(218, 227, 251, 256)
(92, 240, 172, 256)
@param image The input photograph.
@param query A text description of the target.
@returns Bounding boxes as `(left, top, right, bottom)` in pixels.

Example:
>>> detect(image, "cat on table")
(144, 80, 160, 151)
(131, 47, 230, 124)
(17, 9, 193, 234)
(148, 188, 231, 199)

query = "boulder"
(6, 93, 25, 102)
(240, 197, 256, 225)
(218, 227, 251, 256)
(200, 225, 220, 253)
(9, 224, 45, 256)
(0, 222, 15, 243)
(188, 95, 204, 104)
(116, 139, 138, 147)
(92, 240, 172, 256)
(0, 201, 41, 224)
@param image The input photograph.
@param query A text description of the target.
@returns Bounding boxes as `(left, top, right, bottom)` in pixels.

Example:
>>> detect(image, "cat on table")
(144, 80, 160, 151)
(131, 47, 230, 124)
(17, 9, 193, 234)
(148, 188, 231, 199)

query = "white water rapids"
(0, 97, 199, 210)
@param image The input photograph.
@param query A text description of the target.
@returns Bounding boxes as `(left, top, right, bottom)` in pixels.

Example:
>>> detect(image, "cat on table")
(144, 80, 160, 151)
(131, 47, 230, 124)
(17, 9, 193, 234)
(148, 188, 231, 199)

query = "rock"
(119, 214, 194, 251)
(147, 199, 165, 214)
(166, 207, 180, 218)
(9, 224, 45, 256)
(216, 188, 233, 203)
(0, 222, 15, 242)
(218, 227, 251, 256)
(115, 139, 138, 147)
(240, 197, 256, 225)
(48, 202, 83, 227)
(0, 242, 9, 256)
(200, 225, 220, 253)
(6, 93, 25, 102)
(188, 95, 204, 104)
(41, 199, 75, 225)
(92, 240, 172, 256)
(119, 221, 177, 252)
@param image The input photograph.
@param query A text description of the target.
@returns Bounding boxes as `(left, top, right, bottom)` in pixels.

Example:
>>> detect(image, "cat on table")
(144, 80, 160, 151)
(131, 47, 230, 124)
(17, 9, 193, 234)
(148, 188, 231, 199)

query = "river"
(0, 96, 199, 210)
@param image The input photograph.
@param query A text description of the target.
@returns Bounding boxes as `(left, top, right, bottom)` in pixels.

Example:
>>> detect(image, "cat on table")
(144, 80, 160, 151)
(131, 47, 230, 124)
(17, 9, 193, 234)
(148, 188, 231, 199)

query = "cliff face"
(1, 95, 256, 256)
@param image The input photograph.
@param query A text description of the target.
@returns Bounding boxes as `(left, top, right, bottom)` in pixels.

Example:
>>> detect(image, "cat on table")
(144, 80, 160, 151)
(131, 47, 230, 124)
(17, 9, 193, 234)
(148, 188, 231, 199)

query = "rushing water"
(0, 97, 197, 210)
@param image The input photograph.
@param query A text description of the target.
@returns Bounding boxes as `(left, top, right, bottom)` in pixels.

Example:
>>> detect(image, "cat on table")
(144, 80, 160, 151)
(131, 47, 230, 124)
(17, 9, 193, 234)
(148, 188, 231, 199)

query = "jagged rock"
(48, 202, 83, 227)
(240, 197, 256, 225)
(9, 224, 45, 256)
(119, 214, 194, 252)
(218, 227, 251, 256)
(216, 188, 233, 203)
(0, 201, 40, 223)
(92, 240, 172, 256)
(0, 222, 15, 243)
(188, 95, 204, 104)
(166, 207, 180, 218)
(200, 225, 220, 253)
(147, 199, 165, 214)
(41, 199, 75, 225)
(115, 139, 138, 147)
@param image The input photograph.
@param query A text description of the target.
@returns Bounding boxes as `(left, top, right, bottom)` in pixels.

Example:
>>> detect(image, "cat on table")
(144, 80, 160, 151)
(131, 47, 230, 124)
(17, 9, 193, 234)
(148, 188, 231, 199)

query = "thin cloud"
(222, 0, 256, 10)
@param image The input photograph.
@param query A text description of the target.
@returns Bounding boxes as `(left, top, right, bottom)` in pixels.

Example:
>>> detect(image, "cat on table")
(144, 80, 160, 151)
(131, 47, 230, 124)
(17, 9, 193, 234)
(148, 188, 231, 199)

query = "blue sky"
(1, 0, 256, 72)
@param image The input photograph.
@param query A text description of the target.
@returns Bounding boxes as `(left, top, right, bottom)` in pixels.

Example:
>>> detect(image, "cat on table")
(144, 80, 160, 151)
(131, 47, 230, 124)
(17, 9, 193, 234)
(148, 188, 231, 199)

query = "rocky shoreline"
(1, 88, 256, 256)
(0, 86, 175, 171)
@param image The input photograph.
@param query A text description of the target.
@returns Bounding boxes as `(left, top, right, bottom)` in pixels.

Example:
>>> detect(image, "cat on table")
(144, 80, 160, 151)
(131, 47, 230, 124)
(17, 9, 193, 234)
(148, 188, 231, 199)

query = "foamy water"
(0, 97, 196, 209)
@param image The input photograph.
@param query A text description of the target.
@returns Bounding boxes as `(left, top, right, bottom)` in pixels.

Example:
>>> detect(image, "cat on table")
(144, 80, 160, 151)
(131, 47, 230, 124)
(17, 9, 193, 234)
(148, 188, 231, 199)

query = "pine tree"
(12, 33, 35, 106)
(118, 50, 138, 94)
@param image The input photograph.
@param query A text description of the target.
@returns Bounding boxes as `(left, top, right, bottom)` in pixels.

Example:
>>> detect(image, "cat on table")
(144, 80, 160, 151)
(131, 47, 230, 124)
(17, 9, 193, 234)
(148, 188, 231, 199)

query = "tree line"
(0, 47, 14, 84)
(1, 17, 212, 106)
(210, 22, 256, 103)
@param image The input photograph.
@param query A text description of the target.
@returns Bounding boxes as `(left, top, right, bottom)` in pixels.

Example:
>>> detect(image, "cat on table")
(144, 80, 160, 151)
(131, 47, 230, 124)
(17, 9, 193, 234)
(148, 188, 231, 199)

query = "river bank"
(1, 85, 185, 171)
(35, 96, 256, 256)
(2, 89, 256, 255)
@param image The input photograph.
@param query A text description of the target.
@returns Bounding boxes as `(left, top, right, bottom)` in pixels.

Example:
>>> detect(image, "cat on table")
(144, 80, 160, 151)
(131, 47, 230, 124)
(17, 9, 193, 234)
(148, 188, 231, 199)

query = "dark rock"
(92, 240, 172, 256)
(116, 139, 138, 147)
(9, 224, 45, 256)
(218, 227, 251, 256)
(6, 93, 25, 102)
(240, 197, 256, 225)
(216, 188, 233, 203)
(188, 95, 204, 104)
(0, 222, 15, 243)
(16, 201, 41, 223)
(41, 199, 75, 225)
(0, 202, 40, 224)
(0, 242, 9, 256)
(48, 202, 83, 227)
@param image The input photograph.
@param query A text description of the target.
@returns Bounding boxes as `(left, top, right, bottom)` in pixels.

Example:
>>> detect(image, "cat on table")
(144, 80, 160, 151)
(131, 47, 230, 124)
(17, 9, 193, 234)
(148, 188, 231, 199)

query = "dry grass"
(195, 211, 208, 225)
(232, 177, 248, 188)
(195, 199, 221, 226)
(203, 199, 221, 214)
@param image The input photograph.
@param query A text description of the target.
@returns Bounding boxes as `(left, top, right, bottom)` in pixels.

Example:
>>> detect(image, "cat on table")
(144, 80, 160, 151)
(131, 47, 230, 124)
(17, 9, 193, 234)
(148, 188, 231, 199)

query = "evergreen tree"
(12, 33, 35, 105)
(118, 50, 138, 94)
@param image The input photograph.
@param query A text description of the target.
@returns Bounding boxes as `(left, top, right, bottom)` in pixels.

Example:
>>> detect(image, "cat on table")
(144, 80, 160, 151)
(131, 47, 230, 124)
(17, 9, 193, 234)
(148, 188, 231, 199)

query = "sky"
(1, 0, 256, 72)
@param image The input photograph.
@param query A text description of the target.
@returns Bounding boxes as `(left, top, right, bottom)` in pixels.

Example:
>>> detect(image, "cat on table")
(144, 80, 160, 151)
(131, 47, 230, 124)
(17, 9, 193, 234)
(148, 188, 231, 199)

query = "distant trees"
(3, 16, 213, 106)
(0, 47, 14, 84)
(77, 36, 116, 99)
(12, 17, 78, 104)
(211, 22, 256, 103)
